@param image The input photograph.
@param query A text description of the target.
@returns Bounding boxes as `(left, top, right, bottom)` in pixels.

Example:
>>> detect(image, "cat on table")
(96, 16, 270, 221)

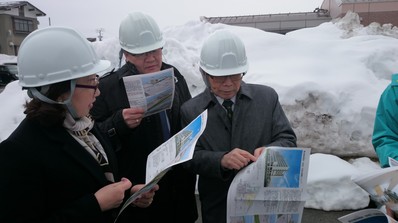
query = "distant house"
(0, 1, 45, 56)
(321, 0, 398, 27)
(201, 10, 331, 34)
(202, 0, 398, 34)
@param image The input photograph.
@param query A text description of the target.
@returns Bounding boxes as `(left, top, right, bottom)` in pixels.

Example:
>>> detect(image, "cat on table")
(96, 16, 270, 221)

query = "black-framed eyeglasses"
(207, 73, 244, 84)
(130, 48, 163, 59)
(75, 75, 99, 94)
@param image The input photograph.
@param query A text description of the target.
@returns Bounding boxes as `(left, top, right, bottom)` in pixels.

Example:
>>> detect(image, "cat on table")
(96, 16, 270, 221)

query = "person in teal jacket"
(372, 73, 398, 167)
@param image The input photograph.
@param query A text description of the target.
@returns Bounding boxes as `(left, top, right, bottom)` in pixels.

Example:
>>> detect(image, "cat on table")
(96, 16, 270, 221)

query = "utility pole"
(96, 28, 104, 41)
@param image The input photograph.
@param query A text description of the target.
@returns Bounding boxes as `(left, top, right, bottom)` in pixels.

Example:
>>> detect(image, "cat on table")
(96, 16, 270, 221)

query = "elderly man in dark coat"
(181, 30, 297, 223)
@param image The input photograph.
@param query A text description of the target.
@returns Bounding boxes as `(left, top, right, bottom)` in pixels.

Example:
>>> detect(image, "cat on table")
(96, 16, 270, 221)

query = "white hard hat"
(199, 30, 248, 76)
(18, 26, 110, 87)
(119, 12, 165, 54)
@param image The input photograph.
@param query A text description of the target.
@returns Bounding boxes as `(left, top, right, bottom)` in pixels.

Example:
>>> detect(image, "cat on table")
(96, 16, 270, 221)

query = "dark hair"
(24, 80, 71, 126)
(119, 49, 124, 68)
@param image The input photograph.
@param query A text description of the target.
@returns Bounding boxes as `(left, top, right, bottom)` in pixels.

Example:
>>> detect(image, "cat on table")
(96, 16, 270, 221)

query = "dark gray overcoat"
(181, 82, 297, 223)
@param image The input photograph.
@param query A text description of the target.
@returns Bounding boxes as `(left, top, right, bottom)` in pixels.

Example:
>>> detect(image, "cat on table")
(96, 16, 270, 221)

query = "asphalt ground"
(194, 207, 369, 223)
(194, 196, 377, 223)
(301, 208, 360, 223)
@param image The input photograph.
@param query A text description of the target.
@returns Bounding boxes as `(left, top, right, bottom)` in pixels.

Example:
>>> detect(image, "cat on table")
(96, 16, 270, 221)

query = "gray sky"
(20, 0, 322, 38)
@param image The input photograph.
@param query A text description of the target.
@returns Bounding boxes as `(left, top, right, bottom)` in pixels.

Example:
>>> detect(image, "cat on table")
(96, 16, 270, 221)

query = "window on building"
(13, 18, 34, 33)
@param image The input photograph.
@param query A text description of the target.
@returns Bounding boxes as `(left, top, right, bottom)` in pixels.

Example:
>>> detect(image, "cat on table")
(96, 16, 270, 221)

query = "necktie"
(160, 111, 171, 141)
(222, 99, 234, 123)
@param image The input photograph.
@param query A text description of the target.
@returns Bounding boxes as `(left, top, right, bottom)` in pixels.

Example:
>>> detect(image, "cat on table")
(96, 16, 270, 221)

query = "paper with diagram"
(115, 109, 208, 222)
(122, 68, 175, 117)
(227, 147, 311, 223)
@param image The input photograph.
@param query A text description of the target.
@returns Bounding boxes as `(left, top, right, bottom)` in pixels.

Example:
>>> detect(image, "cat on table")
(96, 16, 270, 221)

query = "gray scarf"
(63, 113, 114, 182)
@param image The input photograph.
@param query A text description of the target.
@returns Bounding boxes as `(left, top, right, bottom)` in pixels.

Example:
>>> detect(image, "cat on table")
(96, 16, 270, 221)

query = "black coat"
(0, 118, 119, 223)
(90, 62, 198, 223)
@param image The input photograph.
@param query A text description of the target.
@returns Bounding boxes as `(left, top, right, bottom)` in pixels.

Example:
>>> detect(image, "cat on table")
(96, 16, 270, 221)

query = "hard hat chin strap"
(199, 68, 210, 88)
(28, 79, 80, 119)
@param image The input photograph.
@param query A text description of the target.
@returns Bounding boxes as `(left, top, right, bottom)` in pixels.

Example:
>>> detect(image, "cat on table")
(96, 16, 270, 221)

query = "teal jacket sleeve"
(372, 74, 398, 167)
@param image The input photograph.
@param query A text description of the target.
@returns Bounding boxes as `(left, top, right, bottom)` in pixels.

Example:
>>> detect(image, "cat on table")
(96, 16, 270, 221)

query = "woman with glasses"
(0, 27, 157, 223)
(180, 30, 297, 223)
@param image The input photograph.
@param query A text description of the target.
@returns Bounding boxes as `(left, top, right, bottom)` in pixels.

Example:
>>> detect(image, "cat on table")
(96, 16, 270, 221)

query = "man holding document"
(91, 12, 197, 223)
(181, 30, 297, 223)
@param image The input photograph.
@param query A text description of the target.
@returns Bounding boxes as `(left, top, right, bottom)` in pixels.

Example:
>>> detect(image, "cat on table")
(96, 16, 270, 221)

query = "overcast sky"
(21, 0, 322, 38)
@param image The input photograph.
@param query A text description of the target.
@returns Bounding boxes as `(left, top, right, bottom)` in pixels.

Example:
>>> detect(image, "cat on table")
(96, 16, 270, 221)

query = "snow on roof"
(0, 1, 45, 16)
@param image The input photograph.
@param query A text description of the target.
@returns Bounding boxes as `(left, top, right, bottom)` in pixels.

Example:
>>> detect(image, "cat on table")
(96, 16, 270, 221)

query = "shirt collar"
(215, 95, 236, 105)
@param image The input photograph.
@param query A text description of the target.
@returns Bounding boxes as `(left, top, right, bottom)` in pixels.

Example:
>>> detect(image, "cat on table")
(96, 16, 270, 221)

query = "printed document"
(115, 109, 208, 222)
(338, 157, 398, 223)
(227, 147, 311, 223)
(122, 68, 175, 117)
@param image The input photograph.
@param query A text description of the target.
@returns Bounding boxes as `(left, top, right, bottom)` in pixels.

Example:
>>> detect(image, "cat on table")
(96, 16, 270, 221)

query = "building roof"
(339, 0, 398, 3)
(0, 1, 46, 16)
(202, 10, 331, 34)
(202, 11, 330, 25)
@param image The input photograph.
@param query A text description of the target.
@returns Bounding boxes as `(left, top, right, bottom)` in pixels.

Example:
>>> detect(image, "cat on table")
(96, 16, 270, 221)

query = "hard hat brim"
(20, 59, 111, 88)
(121, 40, 165, 55)
(200, 63, 248, 77)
